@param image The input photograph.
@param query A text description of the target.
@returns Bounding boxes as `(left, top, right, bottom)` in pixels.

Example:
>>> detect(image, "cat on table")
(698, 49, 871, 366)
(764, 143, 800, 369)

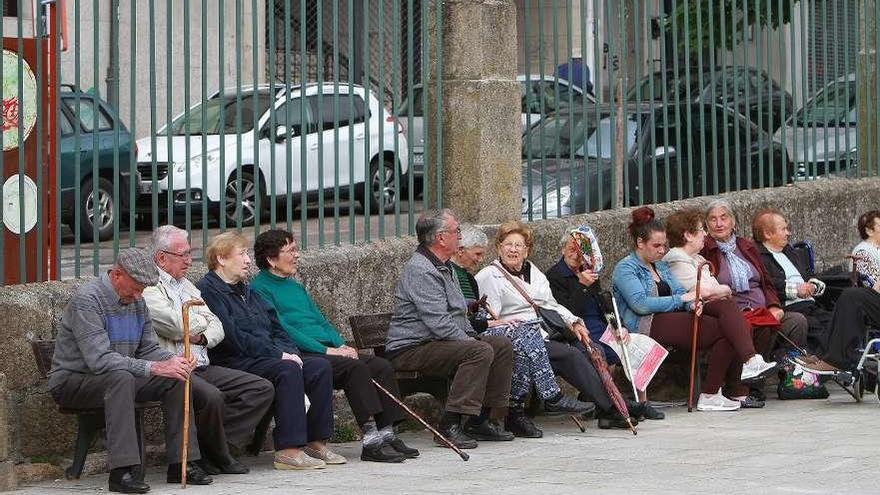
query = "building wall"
(47, 1, 266, 140)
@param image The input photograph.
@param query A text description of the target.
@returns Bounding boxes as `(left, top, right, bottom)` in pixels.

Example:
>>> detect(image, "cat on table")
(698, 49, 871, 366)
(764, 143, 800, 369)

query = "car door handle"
(355, 133, 365, 141)
(309, 142, 319, 150)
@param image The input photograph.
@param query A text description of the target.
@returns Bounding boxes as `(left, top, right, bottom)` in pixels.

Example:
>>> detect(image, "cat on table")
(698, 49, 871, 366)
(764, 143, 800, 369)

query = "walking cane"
(370, 379, 470, 461)
(688, 262, 711, 412)
(609, 294, 640, 401)
(180, 300, 205, 487)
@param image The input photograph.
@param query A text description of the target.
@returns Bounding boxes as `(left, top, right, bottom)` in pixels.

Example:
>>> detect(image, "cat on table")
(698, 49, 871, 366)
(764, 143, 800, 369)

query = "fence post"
(425, 0, 521, 224)
(857, 0, 877, 176)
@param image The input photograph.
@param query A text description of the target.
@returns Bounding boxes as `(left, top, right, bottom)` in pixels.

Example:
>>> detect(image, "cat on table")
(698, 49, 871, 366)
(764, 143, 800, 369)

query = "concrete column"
(426, 0, 521, 224)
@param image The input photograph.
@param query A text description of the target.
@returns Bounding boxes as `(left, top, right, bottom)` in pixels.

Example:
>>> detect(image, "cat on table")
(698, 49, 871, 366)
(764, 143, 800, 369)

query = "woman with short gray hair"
(701, 200, 812, 402)
(450, 223, 593, 440)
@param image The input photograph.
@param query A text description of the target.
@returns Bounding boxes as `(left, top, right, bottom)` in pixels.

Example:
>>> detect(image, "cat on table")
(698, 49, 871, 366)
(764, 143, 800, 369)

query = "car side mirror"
(275, 125, 301, 143)
(652, 146, 675, 159)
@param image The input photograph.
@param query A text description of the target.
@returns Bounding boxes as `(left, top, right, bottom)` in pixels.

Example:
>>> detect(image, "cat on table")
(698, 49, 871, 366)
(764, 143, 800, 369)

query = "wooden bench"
(348, 313, 450, 401)
(29, 339, 159, 481)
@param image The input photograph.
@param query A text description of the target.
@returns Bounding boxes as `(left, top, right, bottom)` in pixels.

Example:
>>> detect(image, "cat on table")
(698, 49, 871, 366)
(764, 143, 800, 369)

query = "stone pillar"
(426, 0, 521, 224)
(0, 374, 16, 491)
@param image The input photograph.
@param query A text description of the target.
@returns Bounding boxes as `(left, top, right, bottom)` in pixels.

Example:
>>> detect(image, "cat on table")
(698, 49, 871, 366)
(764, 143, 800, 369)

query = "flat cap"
(115, 248, 159, 286)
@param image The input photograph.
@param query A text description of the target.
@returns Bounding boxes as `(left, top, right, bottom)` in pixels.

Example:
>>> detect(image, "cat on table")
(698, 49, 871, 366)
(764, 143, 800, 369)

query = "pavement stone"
(10, 387, 880, 495)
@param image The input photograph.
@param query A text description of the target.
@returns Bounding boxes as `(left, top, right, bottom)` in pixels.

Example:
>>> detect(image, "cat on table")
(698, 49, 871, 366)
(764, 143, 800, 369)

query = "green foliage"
(669, 0, 802, 54)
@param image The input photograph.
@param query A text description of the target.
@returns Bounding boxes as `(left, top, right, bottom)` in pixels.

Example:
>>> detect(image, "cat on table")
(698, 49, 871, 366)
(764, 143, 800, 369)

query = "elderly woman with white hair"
(700, 199, 810, 398)
(449, 224, 593, 439)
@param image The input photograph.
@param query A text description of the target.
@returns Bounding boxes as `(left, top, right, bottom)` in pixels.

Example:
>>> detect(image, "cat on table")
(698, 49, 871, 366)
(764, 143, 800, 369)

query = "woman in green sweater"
(251, 229, 418, 464)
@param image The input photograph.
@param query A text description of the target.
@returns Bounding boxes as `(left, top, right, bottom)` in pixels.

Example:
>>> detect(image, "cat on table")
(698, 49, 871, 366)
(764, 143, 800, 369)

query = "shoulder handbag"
(492, 263, 579, 343)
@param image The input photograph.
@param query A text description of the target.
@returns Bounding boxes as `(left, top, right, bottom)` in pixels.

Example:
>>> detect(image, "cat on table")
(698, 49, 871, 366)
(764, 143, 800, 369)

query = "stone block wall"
(0, 176, 876, 483)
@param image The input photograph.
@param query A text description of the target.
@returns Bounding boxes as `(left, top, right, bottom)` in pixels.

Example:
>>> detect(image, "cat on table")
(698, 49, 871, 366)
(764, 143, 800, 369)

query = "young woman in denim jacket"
(612, 207, 743, 412)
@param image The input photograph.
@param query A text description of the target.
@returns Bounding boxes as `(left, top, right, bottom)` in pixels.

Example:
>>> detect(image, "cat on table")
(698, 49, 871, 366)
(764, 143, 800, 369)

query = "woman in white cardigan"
(475, 221, 637, 430)
(662, 208, 777, 407)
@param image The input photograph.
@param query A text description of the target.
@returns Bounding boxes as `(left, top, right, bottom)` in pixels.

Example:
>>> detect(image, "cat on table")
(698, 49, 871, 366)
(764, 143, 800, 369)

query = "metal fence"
(519, 0, 873, 221)
(0, 0, 442, 284)
(0, 0, 878, 284)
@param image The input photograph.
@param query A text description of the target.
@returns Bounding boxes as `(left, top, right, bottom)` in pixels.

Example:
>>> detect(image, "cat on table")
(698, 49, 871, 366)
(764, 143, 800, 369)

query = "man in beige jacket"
(143, 225, 274, 475)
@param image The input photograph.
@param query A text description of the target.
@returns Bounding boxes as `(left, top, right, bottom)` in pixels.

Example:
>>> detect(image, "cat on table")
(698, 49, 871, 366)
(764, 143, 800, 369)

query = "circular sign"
(3, 174, 38, 234)
(1, 49, 38, 151)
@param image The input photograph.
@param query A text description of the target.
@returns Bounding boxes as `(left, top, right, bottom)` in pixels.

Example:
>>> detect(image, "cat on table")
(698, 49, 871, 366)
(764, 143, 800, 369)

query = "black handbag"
(493, 263, 579, 343)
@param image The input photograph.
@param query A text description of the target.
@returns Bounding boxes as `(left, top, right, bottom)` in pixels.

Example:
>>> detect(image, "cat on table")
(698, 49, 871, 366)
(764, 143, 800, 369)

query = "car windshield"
(627, 73, 703, 102)
(160, 92, 275, 135)
(795, 80, 856, 126)
(522, 111, 601, 158)
(577, 115, 639, 159)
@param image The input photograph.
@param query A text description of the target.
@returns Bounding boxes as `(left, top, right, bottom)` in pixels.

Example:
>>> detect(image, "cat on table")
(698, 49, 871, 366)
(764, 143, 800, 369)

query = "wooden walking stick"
(688, 261, 711, 412)
(370, 379, 470, 461)
(180, 300, 205, 488)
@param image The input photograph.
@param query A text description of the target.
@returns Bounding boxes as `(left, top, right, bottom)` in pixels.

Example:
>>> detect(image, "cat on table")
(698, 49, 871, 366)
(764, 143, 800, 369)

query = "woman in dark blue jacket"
(197, 231, 338, 470)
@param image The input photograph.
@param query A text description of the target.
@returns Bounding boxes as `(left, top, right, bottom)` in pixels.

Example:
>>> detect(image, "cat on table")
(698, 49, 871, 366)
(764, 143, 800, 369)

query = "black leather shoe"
(506, 408, 543, 438)
(166, 462, 214, 485)
(199, 455, 250, 475)
(625, 400, 664, 420)
(464, 419, 515, 441)
(434, 423, 478, 449)
(387, 437, 420, 458)
(544, 395, 596, 415)
(361, 441, 406, 463)
(597, 410, 639, 430)
(109, 468, 150, 494)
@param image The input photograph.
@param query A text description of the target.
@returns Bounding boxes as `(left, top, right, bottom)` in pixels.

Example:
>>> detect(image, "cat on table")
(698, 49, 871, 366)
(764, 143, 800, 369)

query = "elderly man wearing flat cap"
(48, 248, 212, 493)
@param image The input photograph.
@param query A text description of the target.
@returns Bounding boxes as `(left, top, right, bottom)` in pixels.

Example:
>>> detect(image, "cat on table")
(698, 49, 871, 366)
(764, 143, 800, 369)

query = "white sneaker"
(741, 354, 777, 382)
(696, 388, 741, 412)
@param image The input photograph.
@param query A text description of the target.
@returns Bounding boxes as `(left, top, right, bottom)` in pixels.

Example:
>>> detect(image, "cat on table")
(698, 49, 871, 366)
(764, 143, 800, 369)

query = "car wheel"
(224, 169, 265, 226)
(362, 158, 398, 214)
(79, 177, 116, 242)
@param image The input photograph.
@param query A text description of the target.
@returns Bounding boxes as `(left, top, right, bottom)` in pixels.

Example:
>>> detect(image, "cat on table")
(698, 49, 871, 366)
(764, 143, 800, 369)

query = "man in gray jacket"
(49, 248, 212, 493)
(143, 226, 274, 475)
(385, 209, 514, 449)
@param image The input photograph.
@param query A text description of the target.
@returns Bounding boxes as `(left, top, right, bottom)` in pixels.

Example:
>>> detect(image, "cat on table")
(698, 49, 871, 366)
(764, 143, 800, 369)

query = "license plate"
(140, 182, 153, 194)
(412, 154, 424, 165)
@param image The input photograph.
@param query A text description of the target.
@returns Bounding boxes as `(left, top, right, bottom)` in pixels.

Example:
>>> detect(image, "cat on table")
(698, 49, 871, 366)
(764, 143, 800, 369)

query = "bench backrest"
(30, 339, 55, 379)
(348, 313, 393, 356)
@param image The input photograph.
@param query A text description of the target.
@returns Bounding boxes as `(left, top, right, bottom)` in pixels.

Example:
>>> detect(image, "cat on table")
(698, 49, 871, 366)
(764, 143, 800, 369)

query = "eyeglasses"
(438, 226, 462, 238)
(279, 246, 299, 255)
(161, 249, 193, 259)
(501, 242, 527, 250)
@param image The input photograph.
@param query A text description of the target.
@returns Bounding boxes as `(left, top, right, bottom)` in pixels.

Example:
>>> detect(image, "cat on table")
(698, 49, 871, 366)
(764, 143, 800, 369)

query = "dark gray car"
(522, 103, 792, 219)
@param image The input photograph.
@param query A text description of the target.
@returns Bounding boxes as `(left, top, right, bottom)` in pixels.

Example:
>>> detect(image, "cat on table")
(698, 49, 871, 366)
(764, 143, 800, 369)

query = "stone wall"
(0, 176, 876, 481)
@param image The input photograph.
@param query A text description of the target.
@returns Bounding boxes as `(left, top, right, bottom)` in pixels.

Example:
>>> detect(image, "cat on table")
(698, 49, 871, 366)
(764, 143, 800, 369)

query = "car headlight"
(531, 185, 571, 216)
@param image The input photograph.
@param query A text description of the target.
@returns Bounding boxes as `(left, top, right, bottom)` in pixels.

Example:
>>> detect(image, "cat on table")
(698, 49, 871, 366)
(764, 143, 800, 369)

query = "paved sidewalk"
(14, 387, 879, 495)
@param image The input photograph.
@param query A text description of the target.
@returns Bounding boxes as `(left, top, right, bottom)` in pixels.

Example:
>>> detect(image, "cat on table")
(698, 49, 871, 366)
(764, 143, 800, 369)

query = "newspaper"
(600, 324, 668, 392)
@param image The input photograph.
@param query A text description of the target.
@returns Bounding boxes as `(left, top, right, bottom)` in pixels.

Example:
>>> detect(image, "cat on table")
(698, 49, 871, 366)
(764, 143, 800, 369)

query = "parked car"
(626, 66, 794, 133)
(774, 73, 857, 179)
(395, 75, 595, 185)
(521, 103, 792, 219)
(136, 83, 408, 225)
(58, 84, 136, 241)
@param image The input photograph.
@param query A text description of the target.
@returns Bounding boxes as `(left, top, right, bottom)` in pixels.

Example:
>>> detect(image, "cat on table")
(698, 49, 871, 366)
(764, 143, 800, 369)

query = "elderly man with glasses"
(385, 209, 515, 450)
(143, 226, 275, 477)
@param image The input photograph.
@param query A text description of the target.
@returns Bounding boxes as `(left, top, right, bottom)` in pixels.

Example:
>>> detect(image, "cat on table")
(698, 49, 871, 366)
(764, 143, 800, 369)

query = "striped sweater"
(48, 273, 173, 393)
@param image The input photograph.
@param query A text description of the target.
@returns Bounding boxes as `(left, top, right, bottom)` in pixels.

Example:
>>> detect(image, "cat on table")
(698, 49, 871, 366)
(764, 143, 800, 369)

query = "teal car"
(58, 85, 136, 241)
